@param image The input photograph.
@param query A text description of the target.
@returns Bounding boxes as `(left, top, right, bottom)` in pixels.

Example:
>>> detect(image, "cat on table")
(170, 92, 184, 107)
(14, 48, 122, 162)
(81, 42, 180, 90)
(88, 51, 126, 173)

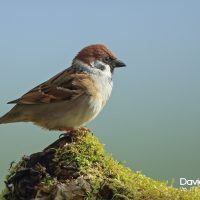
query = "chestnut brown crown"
(73, 44, 117, 65)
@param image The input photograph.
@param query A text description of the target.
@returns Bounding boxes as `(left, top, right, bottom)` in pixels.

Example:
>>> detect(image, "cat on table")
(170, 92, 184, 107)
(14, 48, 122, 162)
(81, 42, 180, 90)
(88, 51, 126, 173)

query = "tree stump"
(1, 131, 200, 200)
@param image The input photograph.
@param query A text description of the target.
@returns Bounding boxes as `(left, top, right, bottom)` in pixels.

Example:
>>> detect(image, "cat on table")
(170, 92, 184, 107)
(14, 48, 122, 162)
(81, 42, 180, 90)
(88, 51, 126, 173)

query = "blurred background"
(0, 1, 199, 190)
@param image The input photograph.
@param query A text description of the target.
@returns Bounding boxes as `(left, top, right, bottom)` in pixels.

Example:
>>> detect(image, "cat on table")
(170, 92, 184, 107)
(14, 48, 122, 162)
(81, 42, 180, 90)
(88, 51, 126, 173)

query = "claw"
(58, 127, 91, 138)
(78, 127, 91, 132)
(59, 130, 75, 138)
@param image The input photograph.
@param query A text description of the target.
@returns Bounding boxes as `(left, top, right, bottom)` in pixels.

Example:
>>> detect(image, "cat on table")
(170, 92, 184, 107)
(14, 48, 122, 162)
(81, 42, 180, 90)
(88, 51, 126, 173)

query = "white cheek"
(102, 63, 112, 77)
(91, 60, 112, 78)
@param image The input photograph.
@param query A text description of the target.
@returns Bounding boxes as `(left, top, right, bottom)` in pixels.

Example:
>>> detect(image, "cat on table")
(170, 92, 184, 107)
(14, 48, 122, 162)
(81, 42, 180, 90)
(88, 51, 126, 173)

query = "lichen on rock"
(1, 131, 200, 200)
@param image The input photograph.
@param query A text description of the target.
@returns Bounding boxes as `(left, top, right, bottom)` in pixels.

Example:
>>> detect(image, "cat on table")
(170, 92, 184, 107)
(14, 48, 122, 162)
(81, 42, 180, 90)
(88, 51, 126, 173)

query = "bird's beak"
(113, 59, 126, 68)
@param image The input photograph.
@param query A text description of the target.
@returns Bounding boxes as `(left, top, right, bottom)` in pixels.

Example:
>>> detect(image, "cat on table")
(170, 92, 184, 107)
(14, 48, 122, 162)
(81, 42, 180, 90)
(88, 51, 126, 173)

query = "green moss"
(44, 132, 200, 199)
(2, 131, 200, 200)
(41, 173, 57, 187)
(59, 133, 200, 199)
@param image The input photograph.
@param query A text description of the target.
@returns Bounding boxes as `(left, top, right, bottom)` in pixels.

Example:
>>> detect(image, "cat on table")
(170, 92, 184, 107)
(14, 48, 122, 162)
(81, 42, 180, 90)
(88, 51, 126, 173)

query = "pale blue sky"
(0, 1, 200, 189)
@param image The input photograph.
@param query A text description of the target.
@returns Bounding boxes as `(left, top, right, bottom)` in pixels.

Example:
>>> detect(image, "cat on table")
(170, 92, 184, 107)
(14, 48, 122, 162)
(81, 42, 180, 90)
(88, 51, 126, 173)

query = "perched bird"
(0, 44, 126, 131)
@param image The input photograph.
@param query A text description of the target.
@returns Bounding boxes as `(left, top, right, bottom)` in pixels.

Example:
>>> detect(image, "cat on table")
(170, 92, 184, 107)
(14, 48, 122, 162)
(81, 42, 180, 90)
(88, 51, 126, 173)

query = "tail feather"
(0, 106, 24, 124)
(0, 114, 10, 124)
(0, 112, 16, 124)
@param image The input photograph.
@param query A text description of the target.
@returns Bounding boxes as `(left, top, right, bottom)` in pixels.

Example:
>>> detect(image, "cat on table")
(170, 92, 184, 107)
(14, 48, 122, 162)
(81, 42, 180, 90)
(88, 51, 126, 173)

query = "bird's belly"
(60, 102, 100, 128)
(33, 95, 103, 130)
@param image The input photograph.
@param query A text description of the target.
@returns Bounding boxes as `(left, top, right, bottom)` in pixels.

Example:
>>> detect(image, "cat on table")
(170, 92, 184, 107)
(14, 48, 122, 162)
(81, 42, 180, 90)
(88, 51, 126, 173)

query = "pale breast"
(89, 72, 113, 116)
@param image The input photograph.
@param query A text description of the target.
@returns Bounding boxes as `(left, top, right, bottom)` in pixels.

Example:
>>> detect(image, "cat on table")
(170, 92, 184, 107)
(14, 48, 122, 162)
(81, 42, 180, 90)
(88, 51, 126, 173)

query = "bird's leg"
(78, 127, 91, 132)
(59, 127, 91, 138)
(59, 128, 77, 138)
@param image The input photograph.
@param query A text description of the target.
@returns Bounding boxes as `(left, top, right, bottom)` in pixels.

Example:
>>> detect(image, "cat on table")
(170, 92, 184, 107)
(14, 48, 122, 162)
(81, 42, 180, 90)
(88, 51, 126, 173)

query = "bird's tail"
(0, 106, 23, 124)
(0, 113, 14, 124)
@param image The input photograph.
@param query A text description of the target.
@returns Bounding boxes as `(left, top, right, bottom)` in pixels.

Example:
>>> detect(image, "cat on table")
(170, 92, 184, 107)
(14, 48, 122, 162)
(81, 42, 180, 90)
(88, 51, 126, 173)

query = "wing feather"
(8, 68, 93, 105)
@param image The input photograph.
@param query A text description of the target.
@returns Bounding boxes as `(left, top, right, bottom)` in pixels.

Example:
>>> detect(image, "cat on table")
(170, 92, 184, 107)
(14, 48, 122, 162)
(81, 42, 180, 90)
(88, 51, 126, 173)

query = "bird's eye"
(103, 57, 110, 63)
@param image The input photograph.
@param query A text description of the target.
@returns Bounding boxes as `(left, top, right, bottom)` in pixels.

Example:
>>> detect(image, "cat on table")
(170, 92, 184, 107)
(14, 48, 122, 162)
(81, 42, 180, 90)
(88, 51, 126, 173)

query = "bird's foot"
(59, 127, 91, 138)
(59, 128, 77, 138)
(78, 127, 91, 132)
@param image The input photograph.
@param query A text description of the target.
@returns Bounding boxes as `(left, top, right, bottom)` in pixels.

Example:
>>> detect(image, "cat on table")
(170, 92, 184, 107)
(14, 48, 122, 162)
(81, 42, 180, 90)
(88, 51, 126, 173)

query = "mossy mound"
(1, 131, 200, 200)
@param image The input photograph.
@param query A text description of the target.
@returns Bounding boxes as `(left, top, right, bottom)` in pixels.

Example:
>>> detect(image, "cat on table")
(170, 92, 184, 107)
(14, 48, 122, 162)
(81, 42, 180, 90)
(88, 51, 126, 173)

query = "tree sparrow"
(0, 44, 126, 131)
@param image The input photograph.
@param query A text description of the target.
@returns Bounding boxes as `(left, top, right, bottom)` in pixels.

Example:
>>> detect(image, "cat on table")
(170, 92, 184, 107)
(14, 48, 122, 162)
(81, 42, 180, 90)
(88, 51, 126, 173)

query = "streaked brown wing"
(8, 69, 91, 105)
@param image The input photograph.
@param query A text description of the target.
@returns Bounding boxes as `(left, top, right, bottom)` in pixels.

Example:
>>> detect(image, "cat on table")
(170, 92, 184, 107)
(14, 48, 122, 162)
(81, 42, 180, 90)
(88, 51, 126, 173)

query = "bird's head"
(73, 44, 126, 74)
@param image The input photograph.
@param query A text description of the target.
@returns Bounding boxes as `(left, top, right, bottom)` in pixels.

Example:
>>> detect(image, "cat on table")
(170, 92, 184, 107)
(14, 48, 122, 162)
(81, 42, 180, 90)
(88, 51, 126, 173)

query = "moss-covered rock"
(1, 131, 200, 200)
